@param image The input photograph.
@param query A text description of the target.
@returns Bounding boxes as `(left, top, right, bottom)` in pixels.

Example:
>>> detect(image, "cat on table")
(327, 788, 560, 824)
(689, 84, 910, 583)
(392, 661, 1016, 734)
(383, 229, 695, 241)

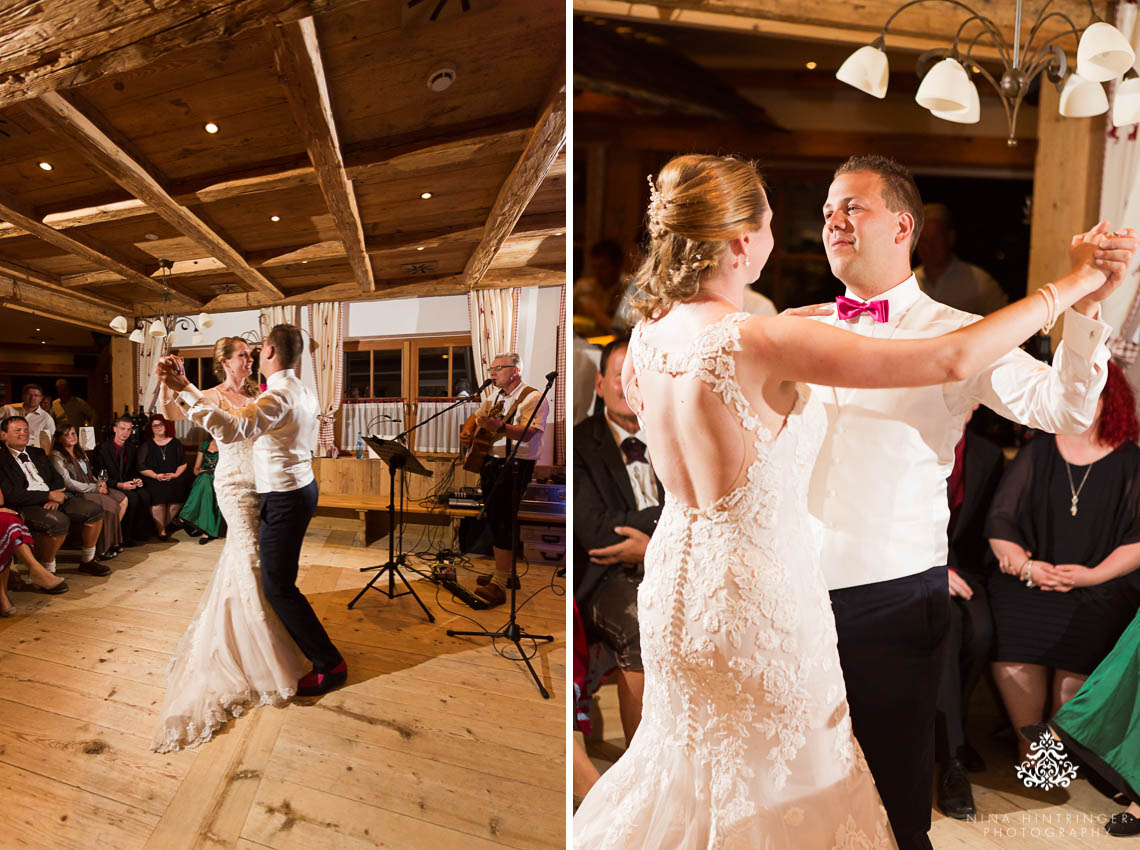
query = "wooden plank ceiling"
(0, 0, 566, 330)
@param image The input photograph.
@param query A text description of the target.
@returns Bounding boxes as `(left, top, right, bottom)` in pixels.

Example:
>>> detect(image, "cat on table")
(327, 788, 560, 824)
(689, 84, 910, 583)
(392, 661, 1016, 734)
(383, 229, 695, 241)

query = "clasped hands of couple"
(155, 355, 190, 393)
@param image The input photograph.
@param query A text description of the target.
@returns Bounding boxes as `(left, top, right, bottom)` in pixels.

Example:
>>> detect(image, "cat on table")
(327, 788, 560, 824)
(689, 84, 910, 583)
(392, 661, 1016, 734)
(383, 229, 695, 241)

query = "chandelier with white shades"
(835, 0, 1138, 145)
(109, 259, 214, 345)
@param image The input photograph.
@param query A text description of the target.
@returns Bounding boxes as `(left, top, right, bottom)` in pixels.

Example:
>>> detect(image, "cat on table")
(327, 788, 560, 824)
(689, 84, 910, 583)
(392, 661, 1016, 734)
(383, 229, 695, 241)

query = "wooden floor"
(0, 527, 566, 850)
(583, 680, 1124, 848)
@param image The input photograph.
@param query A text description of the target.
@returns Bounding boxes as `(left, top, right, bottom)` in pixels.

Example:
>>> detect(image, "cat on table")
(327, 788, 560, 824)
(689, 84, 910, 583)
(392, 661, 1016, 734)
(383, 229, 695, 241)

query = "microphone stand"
(448, 372, 556, 698)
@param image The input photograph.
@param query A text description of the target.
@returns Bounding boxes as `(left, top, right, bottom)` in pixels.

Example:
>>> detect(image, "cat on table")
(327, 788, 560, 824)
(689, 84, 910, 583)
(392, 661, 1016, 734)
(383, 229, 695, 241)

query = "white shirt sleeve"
(952, 308, 1111, 433)
(178, 384, 290, 444)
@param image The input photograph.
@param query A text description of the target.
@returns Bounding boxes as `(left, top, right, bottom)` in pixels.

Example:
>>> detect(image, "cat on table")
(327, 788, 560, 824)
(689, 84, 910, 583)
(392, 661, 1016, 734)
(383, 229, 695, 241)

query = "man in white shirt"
(915, 203, 1010, 315)
(574, 336, 663, 745)
(0, 383, 55, 453)
(812, 155, 1133, 850)
(460, 352, 549, 606)
(158, 324, 346, 697)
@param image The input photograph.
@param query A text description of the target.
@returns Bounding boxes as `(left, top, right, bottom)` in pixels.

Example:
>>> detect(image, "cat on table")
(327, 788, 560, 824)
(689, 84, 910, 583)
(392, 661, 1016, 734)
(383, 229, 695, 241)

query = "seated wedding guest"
(0, 490, 69, 615)
(51, 425, 127, 559)
(50, 378, 97, 428)
(987, 360, 1140, 760)
(138, 413, 187, 541)
(178, 437, 224, 544)
(916, 203, 1009, 315)
(935, 406, 1004, 819)
(0, 383, 55, 452)
(0, 416, 110, 576)
(574, 336, 662, 746)
(92, 415, 153, 545)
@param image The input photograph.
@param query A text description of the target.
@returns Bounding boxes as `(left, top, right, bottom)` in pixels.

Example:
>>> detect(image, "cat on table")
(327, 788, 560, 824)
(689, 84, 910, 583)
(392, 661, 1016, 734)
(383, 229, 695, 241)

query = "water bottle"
(355, 435, 364, 459)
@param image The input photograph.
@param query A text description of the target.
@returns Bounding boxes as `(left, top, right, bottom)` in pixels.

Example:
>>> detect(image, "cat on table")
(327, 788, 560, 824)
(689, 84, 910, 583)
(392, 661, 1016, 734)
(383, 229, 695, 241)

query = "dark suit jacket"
(947, 429, 1005, 574)
(92, 439, 142, 489)
(0, 445, 64, 509)
(574, 411, 664, 606)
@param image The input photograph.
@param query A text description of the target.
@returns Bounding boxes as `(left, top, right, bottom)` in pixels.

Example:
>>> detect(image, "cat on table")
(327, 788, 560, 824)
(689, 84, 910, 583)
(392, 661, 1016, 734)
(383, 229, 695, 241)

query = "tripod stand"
(447, 372, 557, 698)
(347, 438, 434, 622)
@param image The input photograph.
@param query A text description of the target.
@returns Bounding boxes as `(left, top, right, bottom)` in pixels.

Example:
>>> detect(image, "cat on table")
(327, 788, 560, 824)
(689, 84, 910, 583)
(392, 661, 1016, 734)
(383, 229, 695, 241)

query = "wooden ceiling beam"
(0, 117, 535, 241)
(0, 258, 130, 312)
(0, 193, 201, 308)
(574, 0, 1094, 59)
(0, 0, 373, 109)
(23, 92, 284, 301)
(269, 17, 374, 293)
(0, 275, 122, 333)
(464, 67, 567, 289)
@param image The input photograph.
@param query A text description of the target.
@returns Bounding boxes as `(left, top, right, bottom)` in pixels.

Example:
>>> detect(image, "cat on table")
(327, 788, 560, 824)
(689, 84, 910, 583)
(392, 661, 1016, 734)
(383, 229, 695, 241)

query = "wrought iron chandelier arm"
(964, 60, 1015, 125)
(953, 13, 1012, 66)
(880, 0, 1012, 67)
(1024, 36, 1071, 82)
(1023, 9, 1082, 60)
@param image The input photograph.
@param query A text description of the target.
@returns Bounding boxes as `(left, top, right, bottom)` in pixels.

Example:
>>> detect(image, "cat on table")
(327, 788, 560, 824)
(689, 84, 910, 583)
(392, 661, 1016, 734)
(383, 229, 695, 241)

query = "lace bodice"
(574, 314, 895, 850)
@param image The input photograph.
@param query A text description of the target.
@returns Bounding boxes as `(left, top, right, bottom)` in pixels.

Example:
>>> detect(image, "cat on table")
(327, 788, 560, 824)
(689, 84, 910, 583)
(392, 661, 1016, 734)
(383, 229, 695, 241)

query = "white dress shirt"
(606, 416, 660, 511)
(809, 275, 1110, 590)
(478, 381, 550, 462)
(8, 445, 48, 491)
(1, 405, 55, 452)
(177, 369, 319, 494)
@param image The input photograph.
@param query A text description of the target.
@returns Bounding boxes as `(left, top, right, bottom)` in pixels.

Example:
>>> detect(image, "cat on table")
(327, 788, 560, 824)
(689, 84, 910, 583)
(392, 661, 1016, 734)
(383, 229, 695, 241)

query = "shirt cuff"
(1061, 308, 1111, 363)
(178, 384, 205, 409)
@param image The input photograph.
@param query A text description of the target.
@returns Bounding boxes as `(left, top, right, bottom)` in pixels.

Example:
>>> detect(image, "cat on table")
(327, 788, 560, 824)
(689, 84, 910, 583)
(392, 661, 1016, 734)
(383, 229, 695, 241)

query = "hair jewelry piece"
(647, 174, 668, 238)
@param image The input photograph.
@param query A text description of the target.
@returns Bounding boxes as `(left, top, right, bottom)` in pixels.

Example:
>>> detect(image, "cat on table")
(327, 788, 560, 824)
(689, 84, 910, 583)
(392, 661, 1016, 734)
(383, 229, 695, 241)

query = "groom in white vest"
(811, 155, 1134, 850)
(158, 324, 347, 697)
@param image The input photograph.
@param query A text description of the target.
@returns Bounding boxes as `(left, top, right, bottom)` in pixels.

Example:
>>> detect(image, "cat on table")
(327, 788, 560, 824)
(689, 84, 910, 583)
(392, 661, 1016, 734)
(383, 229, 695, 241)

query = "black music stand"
(447, 372, 557, 698)
(347, 437, 435, 622)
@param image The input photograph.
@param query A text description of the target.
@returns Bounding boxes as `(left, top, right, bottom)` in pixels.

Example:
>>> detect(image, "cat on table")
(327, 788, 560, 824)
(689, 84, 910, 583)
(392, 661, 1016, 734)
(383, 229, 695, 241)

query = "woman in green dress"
(178, 438, 225, 544)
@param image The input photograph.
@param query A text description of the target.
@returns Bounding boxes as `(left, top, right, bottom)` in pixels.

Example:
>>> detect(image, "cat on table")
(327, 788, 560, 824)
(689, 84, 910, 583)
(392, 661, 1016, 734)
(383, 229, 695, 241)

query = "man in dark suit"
(0, 415, 109, 576)
(574, 336, 663, 745)
(92, 414, 153, 545)
(936, 408, 1004, 819)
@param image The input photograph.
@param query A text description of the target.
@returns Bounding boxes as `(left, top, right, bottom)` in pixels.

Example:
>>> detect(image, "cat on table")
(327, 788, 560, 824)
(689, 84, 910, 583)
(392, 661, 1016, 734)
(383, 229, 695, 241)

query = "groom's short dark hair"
(267, 324, 303, 369)
(834, 154, 924, 254)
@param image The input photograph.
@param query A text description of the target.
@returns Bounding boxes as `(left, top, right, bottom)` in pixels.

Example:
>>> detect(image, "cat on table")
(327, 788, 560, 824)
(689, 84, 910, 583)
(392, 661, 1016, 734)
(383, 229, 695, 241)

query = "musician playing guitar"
(459, 352, 549, 606)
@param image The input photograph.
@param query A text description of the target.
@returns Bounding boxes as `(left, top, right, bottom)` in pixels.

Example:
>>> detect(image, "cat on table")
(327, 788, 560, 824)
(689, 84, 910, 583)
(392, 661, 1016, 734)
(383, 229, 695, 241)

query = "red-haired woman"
(987, 360, 1140, 760)
(138, 413, 187, 540)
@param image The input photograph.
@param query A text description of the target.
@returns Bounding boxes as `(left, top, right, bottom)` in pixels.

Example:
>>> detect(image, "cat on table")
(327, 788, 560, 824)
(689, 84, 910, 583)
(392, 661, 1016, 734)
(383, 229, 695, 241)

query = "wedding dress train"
(573, 313, 896, 850)
(151, 394, 307, 753)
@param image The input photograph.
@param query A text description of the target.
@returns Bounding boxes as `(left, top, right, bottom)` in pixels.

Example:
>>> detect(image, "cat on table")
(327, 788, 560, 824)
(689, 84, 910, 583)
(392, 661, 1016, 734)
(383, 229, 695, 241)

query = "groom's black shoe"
(297, 661, 348, 697)
(937, 758, 976, 819)
(1106, 812, 1140, 836)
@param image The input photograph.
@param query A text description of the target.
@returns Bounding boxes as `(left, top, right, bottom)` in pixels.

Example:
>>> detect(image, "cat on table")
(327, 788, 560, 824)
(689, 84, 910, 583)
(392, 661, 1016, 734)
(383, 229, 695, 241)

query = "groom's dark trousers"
(830, 565, 950, 850)
(259, 479, 342, 673)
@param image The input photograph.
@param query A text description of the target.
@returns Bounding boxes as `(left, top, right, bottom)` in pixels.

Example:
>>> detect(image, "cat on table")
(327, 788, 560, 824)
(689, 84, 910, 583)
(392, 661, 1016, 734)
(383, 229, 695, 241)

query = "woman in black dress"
(987, 361, 1140, 760)
(139, 413, 188, 540)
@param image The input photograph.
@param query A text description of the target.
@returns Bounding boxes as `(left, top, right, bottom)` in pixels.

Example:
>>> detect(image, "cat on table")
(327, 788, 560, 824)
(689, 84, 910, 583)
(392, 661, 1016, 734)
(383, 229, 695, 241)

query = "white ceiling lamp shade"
(148, 318, 168, 338)
(915, 58, 974, 112)
(1077, 21, 1136, 82)
(931, 76, 981, 123)
(835, 45, 890, 98)
(1113, 76, 1140, 127)
(196, 312, 214, 329)
(128, 328, 145, 344)
(109, 315, 129, 333)
(1059, 72, 1110, 117)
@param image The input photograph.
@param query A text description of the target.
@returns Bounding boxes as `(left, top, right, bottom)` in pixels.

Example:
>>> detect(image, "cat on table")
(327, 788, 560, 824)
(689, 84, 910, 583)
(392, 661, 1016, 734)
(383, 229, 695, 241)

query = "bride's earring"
(744, 255, 751, 268)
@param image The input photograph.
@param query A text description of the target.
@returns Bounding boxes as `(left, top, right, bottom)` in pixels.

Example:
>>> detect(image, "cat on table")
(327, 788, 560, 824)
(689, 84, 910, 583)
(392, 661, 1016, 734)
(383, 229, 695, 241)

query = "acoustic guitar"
(462, 397, 506, 473)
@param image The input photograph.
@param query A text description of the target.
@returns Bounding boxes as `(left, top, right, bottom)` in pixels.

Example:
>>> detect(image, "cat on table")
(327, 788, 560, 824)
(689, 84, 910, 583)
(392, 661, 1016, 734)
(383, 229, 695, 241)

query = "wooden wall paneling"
(110, 336, 135, 417)
(269, 17, 375, 294)
(601, 146, 650, 256)
(1027, 83, 1105, 347)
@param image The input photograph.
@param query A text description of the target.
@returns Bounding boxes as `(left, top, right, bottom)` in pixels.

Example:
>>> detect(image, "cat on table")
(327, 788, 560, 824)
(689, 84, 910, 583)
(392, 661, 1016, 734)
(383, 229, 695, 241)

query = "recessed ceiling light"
(270, 215, 280, 222)
(301, 260, 308, 264)
(35, 328, 40, 332)
(144, 233, 159, 241)
(41, 340, 46, 344)
(38, 162, 52, 171)
(805, 61, 818, 70)
(204, 122, 219, 134)
(420, 192, 432, 200)
(417, 246, 425, 251)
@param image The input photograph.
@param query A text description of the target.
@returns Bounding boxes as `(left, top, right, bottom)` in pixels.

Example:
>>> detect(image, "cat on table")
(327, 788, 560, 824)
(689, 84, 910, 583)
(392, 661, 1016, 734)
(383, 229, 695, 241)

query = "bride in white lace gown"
(572, 155, 1111, 849)
(152, 338, 307, 753)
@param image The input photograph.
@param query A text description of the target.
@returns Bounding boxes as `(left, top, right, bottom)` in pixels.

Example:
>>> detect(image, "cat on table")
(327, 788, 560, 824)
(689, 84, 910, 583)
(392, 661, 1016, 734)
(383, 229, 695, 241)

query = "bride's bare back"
(624, 303, 797, 510)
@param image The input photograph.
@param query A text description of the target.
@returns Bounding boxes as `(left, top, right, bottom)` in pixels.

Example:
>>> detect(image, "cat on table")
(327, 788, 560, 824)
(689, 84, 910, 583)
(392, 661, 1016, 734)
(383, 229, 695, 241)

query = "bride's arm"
(750, 256, 1109, 390)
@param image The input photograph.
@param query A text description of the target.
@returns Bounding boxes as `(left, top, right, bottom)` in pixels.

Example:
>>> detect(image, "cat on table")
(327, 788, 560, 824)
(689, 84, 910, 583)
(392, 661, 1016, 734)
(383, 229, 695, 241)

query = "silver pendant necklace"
(1064, 459, 1094, 516)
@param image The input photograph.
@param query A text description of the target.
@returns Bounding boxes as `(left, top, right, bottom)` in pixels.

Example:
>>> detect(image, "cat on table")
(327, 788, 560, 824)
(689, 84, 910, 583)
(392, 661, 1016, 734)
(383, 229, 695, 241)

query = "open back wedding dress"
(573, 313, 896, 850)
(151, 392, 307, 753)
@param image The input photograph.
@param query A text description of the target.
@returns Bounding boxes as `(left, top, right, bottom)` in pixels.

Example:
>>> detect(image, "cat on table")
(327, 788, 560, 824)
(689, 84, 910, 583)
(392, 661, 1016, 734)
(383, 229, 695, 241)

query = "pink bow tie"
(836, 295, 889, 323)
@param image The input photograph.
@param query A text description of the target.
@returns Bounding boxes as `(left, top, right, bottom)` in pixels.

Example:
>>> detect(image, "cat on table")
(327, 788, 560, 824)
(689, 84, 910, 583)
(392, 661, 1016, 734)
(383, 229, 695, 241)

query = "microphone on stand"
(475, 377, 494, 394)
(545, 370, 558, 383)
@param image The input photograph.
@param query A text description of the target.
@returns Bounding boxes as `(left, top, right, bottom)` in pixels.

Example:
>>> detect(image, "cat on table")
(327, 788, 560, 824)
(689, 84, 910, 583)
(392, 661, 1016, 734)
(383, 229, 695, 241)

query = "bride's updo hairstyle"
(213, 337, 259, 397)
(634, 154, 768, 321)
